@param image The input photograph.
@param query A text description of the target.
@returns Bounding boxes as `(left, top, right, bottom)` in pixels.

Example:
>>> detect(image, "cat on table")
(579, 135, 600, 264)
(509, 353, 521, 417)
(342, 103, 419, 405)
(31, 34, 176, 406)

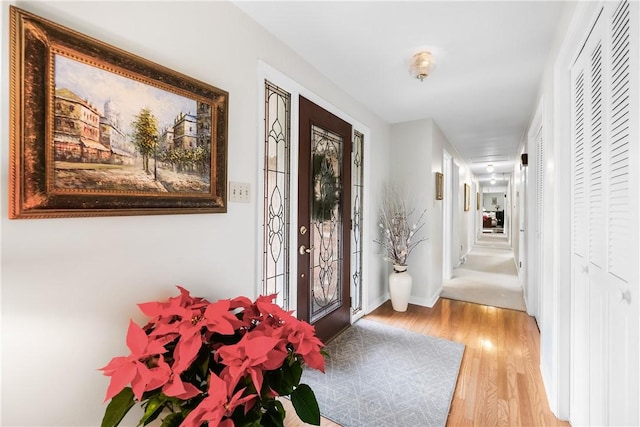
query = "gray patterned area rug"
(301, 318, 465, 427)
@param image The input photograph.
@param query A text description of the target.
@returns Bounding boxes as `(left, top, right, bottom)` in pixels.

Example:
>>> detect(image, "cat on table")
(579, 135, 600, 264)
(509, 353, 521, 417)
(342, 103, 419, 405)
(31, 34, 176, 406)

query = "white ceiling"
(234, 1, 569, 182)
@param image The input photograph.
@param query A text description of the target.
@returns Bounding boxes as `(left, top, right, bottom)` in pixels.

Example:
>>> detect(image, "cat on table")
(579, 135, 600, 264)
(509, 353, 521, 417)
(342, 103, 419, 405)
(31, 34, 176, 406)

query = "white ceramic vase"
(389, 264, 412, 312)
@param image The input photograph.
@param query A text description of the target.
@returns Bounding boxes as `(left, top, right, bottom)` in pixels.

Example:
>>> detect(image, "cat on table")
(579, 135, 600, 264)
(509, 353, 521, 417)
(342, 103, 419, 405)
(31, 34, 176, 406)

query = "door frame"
(470, 180, 477, 249)
(443, 150, 453, 280)
(256, 61, 371, 323)
(451, 159, 461, 268)
(526, 98, 543, 320)
(518, 158, 528, 291)
(543, 1, 604, 420)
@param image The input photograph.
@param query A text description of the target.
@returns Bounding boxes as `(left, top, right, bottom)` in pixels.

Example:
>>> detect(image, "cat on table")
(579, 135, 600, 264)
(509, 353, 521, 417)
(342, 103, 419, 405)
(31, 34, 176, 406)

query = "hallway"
(441, 234, 526, 312)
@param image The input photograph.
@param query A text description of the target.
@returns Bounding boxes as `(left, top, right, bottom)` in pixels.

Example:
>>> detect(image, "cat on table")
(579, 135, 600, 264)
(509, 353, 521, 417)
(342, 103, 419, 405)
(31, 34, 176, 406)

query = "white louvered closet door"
(605, 1, 638, 424)
(570, 1, 639, 425)
(535, 126, 544, 323)
(570, 16, 595, 425)
(585, 20, 607, 425)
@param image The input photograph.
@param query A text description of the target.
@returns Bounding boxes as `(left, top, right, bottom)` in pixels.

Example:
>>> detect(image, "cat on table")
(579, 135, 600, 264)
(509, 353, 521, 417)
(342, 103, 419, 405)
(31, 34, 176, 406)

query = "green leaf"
(231, 402, 262, 427)
(101, 387, 136, 427)
(289, 361, 303, 385)
(290, 384, 321, 426)
(271, 399, 285, 416)
(139, 395, 166, 426)
(160, 412, 183, 427)
(261, 399, 285, 427)
(197, 351, 210, 378)
(275, 359, 303, 396)
(264, 369, 289, 397)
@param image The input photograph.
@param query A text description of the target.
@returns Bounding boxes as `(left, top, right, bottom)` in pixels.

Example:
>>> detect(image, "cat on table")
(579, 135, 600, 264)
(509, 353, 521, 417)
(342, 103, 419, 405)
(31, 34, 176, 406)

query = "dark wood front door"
(297, 96, 351, 344)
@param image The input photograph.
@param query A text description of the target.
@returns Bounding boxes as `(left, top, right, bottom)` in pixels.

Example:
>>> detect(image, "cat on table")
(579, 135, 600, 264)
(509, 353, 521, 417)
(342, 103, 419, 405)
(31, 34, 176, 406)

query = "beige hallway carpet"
(441, 234, 527, 311)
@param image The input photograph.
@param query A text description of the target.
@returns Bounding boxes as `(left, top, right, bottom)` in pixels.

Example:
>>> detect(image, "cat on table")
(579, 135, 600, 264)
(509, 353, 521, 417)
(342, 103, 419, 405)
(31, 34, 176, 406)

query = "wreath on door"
(312, 154, 340, 221)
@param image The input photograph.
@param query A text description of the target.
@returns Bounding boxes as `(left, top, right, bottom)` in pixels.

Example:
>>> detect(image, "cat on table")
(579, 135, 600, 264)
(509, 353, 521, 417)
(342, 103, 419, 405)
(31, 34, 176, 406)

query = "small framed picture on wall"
(435, 172, 444, 200)
(464, 183, 470, 211)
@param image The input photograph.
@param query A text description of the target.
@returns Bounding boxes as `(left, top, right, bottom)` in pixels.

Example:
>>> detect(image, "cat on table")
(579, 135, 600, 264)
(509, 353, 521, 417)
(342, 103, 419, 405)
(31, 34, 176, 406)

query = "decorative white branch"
(373, 186, 427, 266)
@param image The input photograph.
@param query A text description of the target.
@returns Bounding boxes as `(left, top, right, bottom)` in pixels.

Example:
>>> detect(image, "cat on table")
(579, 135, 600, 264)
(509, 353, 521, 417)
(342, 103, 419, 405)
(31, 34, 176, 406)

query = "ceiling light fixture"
(409, 51, 434, 82)
(486, 164, 495, 173)
(490, 179, 496, 185)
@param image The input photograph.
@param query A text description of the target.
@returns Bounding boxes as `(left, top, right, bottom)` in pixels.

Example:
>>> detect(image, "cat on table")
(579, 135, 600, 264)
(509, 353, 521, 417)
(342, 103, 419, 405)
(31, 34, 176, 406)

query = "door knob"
(618, 289, 631, 304)
(299, 245, 313, 255)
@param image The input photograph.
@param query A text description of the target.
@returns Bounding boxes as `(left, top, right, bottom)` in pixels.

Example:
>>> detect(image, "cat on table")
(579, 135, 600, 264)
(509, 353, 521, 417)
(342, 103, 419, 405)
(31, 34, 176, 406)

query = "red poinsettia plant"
(100, 287, 325, 427)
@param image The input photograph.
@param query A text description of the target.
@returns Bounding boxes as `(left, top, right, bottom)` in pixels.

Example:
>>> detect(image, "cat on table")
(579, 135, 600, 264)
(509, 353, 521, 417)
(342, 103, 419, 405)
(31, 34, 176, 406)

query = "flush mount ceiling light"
(486, 164, 495, 173)
(490, 178, 496, 185)
(409, 51, 434, 82)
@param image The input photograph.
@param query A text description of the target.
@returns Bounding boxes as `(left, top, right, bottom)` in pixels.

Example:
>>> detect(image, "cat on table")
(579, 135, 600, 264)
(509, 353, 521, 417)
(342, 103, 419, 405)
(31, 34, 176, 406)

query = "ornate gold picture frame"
(9, 6, 228, 219)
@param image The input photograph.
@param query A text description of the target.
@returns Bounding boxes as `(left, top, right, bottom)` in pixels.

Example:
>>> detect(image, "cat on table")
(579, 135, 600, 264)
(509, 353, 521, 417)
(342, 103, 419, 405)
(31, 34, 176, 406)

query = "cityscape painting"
(9, 6, 228, 218)
(53, 54, 212, 194)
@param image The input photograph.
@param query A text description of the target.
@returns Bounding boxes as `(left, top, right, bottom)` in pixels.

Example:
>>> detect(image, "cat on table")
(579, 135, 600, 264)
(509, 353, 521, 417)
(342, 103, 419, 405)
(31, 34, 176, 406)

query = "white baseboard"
(367, 287, 444, 312)
(366, 293, 389, 314)
(540, 361, 559, 418)
(409, 286, 442, 308)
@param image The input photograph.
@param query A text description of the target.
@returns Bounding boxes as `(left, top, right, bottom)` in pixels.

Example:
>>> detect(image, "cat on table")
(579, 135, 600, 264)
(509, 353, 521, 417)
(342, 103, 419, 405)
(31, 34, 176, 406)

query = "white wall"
(0, 1, 391, 425)
(388, 119, 472, 307)
(433, 122, 474, 286)
(523, 0, 579, 419)
(483, 192, 506, 211)
(388, 119, 433, 304)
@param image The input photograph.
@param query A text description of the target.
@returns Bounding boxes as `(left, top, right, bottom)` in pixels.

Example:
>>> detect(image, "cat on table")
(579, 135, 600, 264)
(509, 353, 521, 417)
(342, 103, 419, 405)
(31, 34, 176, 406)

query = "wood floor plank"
(285, 298, 569, 426)
(364, 299, 569, 427)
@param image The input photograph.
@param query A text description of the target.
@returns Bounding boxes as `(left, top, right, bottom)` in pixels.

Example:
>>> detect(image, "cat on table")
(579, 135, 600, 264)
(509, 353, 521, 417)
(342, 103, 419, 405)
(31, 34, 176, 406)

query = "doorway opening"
(258, 64, 372, 342)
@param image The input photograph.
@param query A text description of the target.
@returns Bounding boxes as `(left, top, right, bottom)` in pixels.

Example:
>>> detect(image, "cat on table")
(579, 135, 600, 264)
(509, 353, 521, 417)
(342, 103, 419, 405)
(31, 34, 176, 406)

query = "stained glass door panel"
(309, 124, 343, 322)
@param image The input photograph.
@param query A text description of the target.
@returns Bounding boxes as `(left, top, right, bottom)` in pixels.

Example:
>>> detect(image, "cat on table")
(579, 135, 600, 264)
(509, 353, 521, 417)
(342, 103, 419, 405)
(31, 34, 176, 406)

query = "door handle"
(618, 289, 632, 304)
(299, 245, 313, 255)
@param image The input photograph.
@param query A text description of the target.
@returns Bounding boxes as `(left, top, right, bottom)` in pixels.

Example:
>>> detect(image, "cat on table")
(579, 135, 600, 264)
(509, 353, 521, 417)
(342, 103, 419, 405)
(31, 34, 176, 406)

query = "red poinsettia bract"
(181, 371, 256, 427)
(99, 320, 171, 401)
(100, 287, 325, 427)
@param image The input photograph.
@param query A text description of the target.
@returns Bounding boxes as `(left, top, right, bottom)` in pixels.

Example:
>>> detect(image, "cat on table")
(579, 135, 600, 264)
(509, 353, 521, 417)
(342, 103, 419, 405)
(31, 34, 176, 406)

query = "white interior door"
(451, 160, 461, 268)
(534, 125, 544, 323)
(570, 2, 639, 425)
(603, 1, 639, 422)
(443, 151, 452, 280)
(470, 181, 476, 248)
(504, 179, 511, 243)
(519, 163, 527, 292)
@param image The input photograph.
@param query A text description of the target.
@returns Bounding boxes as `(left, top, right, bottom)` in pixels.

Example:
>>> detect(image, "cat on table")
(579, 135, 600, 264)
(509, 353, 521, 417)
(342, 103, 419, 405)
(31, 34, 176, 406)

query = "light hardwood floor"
(284, 298, 569, 427)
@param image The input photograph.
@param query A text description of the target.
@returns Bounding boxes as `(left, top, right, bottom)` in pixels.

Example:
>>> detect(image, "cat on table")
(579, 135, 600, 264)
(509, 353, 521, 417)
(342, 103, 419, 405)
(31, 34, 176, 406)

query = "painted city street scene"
(53, 54, 212, 193)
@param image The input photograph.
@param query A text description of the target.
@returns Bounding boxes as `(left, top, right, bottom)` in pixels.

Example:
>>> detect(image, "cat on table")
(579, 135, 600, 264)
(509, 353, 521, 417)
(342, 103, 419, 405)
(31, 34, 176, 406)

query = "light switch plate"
(229, 181, 250, 203)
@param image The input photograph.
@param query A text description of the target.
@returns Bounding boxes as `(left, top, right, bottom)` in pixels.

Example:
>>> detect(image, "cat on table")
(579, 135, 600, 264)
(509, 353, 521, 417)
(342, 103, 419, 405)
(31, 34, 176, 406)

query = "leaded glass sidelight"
(309, 124, 344, 323)
(263, 81, 291, 309)
(351, 131, 364, 314)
